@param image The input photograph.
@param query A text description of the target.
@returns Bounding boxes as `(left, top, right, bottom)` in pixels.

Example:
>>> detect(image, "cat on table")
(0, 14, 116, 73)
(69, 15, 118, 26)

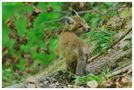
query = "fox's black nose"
(88, 28, 91, 31)
(83, 27, 90, 33)
(85, 27, 90, 32)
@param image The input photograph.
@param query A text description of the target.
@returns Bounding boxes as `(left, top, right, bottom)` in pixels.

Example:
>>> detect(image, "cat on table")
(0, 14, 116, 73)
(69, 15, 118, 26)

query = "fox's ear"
(71, 10, 78, 16)
(65, 16, 75, 25)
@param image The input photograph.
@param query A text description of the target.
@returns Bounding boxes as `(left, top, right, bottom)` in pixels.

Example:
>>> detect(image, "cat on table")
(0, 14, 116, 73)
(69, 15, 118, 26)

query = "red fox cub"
(58, 11, 90, 76)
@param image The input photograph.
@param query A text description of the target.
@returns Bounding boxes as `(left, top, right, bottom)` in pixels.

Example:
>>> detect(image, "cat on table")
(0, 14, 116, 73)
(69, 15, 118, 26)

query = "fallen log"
(86, 30, 132, 74)
(88, 20, 132, 63)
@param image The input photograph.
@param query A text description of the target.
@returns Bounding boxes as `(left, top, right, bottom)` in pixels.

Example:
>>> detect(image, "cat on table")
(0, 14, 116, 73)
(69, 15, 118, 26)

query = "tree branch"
(106, 64, 131, 78)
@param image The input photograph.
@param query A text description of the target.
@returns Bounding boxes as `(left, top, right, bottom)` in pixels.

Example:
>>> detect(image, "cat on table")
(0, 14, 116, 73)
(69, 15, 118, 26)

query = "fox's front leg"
(76, 58, 87, 76)
(66, 60, 77, 74)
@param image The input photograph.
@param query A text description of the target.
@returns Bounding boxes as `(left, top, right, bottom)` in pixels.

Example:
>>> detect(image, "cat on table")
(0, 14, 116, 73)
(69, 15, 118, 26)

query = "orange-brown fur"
(58, 14, 89, 76)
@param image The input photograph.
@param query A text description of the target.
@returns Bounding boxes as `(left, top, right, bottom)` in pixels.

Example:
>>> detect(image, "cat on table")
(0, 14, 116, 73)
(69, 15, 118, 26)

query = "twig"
(110, 28, 132, 48)
(41, 3, 125, 15)
(41, 10, 69, 14)
(34, 5, 125, 31)
(40, 3, 125, 24)
(106, 64, 132, 78)
(44, 16, 65, 24)
(88, 52, 103, 62)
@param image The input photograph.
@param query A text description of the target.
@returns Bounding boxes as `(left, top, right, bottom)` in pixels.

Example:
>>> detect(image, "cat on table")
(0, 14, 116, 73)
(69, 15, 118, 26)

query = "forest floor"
(7, 60, 132, 88)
